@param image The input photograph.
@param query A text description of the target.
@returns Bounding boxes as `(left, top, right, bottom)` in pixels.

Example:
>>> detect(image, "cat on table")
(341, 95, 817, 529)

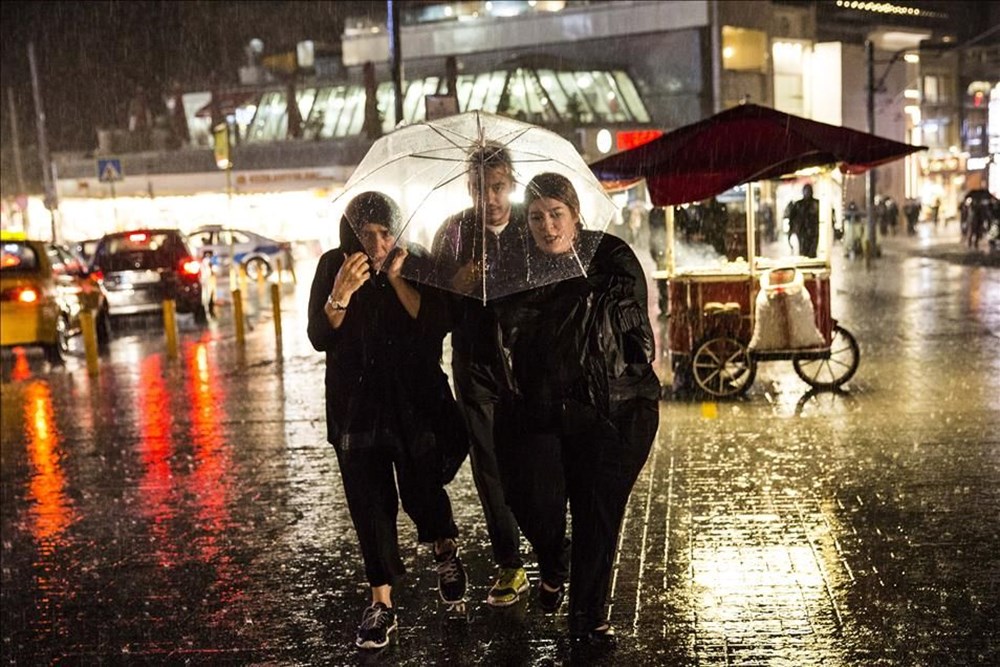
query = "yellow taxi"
(1, 233, 111, 364)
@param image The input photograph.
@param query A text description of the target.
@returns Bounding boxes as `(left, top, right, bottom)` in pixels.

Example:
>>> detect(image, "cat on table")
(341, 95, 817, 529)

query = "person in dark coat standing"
(430, 142, 532, 608)
(308, 191, 468, 650)
(494, 172, 661, 642)
(787, 183, 820, 257)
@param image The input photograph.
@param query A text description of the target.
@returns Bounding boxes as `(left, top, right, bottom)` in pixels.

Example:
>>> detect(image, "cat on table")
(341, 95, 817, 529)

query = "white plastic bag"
(748, 268, 824, 351)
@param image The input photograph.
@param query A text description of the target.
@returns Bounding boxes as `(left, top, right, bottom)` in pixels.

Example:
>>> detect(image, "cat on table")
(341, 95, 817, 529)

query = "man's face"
(469, 166, 514, 227)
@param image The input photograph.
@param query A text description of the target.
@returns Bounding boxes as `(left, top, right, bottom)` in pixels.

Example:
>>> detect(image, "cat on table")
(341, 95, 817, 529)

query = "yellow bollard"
(79, 310, 100, 376)
(271, 282, 282, 356)
(233, 288, 246, 347)
(163, 299, 178, 359)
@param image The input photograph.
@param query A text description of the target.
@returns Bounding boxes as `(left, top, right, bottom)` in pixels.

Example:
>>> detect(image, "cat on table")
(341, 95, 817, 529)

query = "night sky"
(0, 1, 384, 153)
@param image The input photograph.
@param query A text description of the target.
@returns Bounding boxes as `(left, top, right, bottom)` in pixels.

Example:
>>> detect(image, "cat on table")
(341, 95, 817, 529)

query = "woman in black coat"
(495, 173, 660, 642)
(307, 191, 468, 650)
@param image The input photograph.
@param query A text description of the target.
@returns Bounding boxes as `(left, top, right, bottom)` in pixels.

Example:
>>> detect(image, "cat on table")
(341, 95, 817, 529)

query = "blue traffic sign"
(97, 158, 123, 182)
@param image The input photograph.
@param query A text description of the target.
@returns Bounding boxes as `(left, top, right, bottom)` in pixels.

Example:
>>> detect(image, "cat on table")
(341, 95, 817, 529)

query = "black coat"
(496, 232, 660, 425)
(431, 206, 530, 366)
(307, 246, 467, 477)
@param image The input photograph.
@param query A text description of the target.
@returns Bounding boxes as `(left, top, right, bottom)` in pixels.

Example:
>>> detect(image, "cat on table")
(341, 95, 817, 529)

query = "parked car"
(89, 229, 214, 324)
(188, 225, 295, 281)
(1, 233, 112, 364)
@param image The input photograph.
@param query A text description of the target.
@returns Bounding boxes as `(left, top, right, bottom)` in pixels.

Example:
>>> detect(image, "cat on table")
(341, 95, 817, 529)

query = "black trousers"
(334, 430, 458, 588)
(500, 397, 659, 633)
(452, 356, 524, 569)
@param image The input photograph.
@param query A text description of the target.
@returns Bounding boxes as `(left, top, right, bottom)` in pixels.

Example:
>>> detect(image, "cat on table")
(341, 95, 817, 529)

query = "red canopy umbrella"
(589, 103, 926, 206)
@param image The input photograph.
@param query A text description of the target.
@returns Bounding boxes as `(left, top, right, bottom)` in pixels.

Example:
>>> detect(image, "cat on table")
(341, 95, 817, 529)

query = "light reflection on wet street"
(2, 231, 998, 665)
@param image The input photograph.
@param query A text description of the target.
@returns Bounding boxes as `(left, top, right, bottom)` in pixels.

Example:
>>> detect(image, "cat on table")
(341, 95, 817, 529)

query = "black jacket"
(431, 205, 530, 366)
(307, 244, 464, 470)
(496, 232, 659, 423)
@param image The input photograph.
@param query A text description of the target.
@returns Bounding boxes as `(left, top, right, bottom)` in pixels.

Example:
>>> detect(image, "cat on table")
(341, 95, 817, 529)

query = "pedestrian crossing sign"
(97, 158, 123, 182)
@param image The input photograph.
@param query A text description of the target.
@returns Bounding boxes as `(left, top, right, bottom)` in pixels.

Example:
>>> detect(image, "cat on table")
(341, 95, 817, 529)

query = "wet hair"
(467, 140, 514, 181)
(339, 191, 402, 254)
(524, 172, 580, 219)
(802, 184, 814, 198)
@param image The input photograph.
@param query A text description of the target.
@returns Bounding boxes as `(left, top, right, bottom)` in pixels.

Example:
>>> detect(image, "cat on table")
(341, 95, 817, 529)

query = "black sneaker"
(537, 581, 565, 613)
(355, 602, 397, 650)
(571, 622, 616, 645)
(434, 547, 468, 606)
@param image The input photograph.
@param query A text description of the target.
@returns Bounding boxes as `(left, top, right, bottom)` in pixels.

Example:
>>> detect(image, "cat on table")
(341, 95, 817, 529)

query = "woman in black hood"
(307, 191, 468, 650)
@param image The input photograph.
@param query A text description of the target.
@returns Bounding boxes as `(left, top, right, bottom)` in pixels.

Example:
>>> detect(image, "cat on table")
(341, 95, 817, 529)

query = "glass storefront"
(240, 64, 651, 144)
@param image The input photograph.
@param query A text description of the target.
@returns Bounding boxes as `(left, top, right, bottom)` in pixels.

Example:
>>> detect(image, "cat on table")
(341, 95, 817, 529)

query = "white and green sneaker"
(486, 567, 530, 607)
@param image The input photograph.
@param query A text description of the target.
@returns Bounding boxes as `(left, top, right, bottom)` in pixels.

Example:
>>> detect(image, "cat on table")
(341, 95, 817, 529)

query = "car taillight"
(1, 286, 41, 303)
(18, 287, 39, 303)
(180, 257, 202, 276)
(128, 232, 149, 243)
(90, 269, 104, 282)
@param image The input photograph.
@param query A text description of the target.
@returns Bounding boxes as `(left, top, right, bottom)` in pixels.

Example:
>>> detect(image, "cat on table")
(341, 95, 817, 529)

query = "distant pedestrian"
(308, 191, 469, 650)
(903, 198, 921, 236)
(787, 184, 820, 257)
(495, 172, 660, 643)
(649, 206, 669, 316)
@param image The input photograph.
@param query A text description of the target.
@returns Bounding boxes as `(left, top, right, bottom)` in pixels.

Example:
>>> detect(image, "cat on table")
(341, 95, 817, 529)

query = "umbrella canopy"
(589, 103, 927, 206)
(332, 110, 620, 301)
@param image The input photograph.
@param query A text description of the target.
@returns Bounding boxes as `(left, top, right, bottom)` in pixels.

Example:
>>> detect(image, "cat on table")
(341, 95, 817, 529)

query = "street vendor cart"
(589, 103, 925, 399)
(658, 192, 858, 398)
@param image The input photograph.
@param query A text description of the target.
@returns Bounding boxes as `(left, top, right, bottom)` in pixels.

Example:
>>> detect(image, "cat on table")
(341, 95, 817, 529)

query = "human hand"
(386, 247, 408, 282)
(331, 251, 370, 304)
(451, 261, 482, 294)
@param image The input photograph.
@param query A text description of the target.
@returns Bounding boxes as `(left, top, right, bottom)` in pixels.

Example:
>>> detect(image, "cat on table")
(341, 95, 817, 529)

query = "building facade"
(2, 1, 995, 246)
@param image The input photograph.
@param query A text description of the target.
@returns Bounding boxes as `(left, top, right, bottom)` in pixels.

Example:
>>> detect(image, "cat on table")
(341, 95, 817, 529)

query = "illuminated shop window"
(246, 92, 287, 142)
(614, 71, 651, 123)
(772, 40, 809, 116)
(248, 62, 649, 141)
(723, 26, 767, 72)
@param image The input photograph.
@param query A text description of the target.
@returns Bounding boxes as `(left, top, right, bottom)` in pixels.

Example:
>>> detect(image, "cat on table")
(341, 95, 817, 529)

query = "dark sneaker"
(435, 547, 468, 606)
(571, 622, 616, 644)
(537, 581, 565, 613)
(355, 602, 397, 650)
(487, 567, 530, 607)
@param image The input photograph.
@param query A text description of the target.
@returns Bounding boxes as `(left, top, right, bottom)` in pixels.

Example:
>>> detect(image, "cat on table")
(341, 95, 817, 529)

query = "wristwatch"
(326, 294, 347, 311)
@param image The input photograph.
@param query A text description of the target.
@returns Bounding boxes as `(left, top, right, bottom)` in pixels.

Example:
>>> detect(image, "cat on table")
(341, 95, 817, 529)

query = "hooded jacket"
(307, 212, 466, 475)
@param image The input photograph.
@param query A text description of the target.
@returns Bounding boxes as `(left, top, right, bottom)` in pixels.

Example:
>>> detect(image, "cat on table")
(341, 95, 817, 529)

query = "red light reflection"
(185, 343, 245, 605)
(24, 380, 75, 541)
(135, 354, 177, 568)
(12, 347, 32, 381)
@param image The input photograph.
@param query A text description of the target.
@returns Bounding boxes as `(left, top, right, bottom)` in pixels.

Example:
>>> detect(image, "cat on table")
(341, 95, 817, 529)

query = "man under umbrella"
(431, 141, 532, 608)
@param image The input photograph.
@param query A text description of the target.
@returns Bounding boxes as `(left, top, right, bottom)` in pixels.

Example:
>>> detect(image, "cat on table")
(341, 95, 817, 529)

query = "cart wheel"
(793, 325, 860, 390)
(692, 336, 756, 399)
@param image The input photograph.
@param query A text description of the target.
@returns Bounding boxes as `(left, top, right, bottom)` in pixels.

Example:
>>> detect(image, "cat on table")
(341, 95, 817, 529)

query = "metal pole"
(387, 0, 404, 126)
(865, 40, 878, 261)
(28, 42, 57, 242)
(6, 87, 30, 231)
(6, 88, 27, 194)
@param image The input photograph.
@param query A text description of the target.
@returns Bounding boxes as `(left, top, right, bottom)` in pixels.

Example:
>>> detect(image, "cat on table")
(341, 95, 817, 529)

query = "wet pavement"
(2, 223, 998, 666)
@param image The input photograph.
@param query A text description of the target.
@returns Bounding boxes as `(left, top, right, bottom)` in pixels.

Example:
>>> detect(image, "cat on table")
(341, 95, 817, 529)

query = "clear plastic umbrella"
(331, 110, 620, 301)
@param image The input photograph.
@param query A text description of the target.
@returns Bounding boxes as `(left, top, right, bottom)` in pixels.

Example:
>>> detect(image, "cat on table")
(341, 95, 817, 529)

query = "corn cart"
(658, 188, 859, 398)
(589, 104, 924, 399)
